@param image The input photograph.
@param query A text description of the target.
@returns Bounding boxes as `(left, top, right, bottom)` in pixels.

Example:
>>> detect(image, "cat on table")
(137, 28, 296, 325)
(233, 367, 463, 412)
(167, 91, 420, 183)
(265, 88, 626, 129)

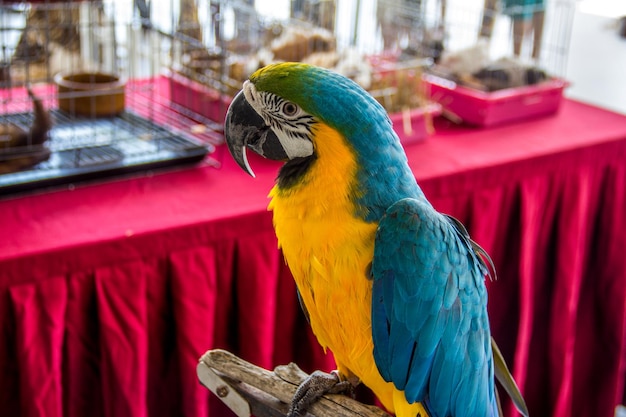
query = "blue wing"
(371, 198, 496, 417)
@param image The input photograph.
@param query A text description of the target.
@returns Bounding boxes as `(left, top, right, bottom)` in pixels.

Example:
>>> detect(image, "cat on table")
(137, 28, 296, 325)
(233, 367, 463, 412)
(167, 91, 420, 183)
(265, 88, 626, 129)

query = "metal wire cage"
(168, 0, 350, 121)
(420, 0, 576, 83)
(372, 0, 576, 125)
(0, 0, 222, 195)
(166, 0, 436, 146)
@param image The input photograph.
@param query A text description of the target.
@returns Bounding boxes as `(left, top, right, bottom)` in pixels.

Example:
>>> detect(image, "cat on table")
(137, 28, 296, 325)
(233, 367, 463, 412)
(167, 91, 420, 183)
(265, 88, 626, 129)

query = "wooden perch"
(198, 349, 391, 417)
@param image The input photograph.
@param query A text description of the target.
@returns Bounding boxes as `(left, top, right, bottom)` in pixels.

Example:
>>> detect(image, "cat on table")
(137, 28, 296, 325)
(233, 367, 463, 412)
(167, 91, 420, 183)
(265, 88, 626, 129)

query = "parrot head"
(225, 63, 399, 175)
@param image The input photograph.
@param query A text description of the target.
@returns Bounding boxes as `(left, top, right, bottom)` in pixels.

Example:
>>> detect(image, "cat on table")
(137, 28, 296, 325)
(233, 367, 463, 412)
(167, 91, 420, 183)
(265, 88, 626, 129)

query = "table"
(1, 99, 625, 417)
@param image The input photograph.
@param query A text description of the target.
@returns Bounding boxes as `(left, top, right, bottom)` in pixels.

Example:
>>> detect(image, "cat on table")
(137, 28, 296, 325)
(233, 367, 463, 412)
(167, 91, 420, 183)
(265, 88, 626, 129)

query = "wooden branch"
(198, 349, 391, 417)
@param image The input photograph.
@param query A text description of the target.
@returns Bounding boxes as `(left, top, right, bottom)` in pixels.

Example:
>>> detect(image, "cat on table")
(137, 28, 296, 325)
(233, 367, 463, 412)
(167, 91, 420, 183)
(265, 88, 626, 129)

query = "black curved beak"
(224, 90, 288, 177)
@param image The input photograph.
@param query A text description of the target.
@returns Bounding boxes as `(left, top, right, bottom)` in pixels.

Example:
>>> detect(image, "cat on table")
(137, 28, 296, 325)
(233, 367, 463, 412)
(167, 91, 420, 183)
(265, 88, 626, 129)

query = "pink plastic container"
(168, 71, 233, 123)
(424, 73, 568, 127)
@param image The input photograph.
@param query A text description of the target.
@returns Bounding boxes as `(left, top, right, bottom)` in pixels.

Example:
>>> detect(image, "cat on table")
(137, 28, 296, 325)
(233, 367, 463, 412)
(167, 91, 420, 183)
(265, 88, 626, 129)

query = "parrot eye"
(282, 102, 299, 117)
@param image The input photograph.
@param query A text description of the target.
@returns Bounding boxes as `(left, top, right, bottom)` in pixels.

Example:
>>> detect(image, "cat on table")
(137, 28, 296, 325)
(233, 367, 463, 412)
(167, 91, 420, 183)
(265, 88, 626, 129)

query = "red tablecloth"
(1, 99, 626, 417)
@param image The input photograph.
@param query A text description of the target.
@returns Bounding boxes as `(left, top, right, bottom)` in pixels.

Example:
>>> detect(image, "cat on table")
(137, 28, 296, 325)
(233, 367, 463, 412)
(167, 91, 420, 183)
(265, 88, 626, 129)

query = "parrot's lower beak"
(224, 89, 288, 177)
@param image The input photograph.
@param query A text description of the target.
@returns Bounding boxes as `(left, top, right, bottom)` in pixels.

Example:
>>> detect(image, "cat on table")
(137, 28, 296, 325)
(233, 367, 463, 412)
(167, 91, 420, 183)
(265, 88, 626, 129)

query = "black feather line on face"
(277, 154, 317, 189)
(258, 91, 315, 140)
(254, 90, 317, 189)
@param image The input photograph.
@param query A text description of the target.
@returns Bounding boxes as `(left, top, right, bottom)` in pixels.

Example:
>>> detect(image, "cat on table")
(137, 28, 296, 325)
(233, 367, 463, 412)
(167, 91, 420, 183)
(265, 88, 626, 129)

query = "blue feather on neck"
(300, 68, 426, 222)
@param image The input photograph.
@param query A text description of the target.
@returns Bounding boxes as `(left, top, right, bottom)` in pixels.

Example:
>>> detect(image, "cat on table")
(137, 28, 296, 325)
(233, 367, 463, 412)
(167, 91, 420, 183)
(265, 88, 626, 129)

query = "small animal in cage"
(434, 43, 549, 91)
(471, 58, 548, 91)
(0, 88, 52, 174)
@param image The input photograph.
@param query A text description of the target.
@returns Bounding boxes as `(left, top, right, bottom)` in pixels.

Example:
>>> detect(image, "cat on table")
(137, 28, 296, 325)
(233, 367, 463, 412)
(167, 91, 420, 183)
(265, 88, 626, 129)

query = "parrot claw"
(287, 370, 355, 417)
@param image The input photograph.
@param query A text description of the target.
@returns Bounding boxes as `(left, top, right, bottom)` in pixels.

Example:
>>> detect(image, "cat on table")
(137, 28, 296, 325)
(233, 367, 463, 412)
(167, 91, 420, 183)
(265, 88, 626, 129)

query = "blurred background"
(565, 0, 626, 114)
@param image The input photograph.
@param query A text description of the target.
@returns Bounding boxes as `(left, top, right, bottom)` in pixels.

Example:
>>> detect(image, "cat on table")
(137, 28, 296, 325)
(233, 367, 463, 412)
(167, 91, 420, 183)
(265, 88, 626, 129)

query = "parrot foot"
(287, 370, 355, 417)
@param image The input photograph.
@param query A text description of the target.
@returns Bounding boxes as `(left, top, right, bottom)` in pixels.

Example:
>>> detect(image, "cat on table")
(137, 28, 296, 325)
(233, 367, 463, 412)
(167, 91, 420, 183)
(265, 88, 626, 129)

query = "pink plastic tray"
(424, 73, 568, 127)
(168, 71, 233, 123)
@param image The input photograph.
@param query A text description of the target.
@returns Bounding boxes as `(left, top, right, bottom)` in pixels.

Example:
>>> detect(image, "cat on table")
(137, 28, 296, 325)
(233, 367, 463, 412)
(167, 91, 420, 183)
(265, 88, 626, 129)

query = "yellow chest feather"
(268, 124, 377, 371)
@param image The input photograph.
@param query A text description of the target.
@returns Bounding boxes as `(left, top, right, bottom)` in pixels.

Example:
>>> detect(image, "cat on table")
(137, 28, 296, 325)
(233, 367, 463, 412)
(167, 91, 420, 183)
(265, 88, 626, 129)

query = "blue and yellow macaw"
(224, 62, 528, 417)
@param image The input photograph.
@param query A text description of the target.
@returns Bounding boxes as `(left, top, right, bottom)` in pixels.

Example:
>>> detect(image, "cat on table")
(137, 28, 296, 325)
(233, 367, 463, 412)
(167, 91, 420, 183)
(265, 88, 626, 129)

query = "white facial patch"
(273, 129, 314, 159)
(242, 80, 314, 160)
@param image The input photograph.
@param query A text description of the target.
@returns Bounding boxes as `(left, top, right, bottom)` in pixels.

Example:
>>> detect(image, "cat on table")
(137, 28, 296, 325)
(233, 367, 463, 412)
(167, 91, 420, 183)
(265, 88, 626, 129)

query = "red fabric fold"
(64, 272, 103, 417)
(95, 261, 149, 417)
(170, 246, 218, 417)
(145, 258, 180, 417)
(10, 277, 68, 417)
(570, 163, 626, 416)
(235, 230, 282, 369)
(549, 167, 596, 417)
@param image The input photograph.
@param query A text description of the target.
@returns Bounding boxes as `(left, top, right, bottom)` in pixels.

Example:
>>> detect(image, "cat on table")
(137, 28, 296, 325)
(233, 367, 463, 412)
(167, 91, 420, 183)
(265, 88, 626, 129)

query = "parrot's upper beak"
(224, 89, 288, 177)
